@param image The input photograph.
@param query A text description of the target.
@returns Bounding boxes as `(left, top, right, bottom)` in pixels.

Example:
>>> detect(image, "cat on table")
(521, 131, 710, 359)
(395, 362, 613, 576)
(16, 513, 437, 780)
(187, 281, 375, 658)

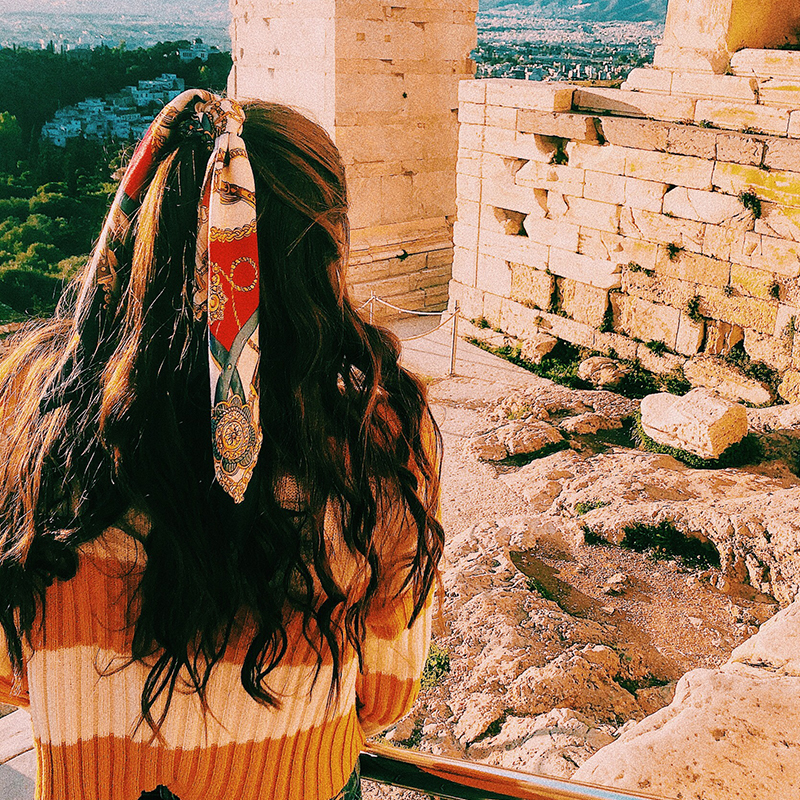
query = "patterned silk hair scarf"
(86, 89, 262, 504)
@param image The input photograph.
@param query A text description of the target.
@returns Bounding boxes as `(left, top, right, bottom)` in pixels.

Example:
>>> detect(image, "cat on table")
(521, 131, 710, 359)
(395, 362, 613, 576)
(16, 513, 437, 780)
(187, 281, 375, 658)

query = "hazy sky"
(0, 0, 229, 13)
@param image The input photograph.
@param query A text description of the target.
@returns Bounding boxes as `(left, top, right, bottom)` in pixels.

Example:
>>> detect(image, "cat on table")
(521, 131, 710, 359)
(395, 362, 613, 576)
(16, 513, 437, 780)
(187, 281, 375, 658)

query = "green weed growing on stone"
(645, 340, 667, 355)
(666, 242, 682, 261)
(770, 281, 782, 300)
(739, 188, 762, 219)
(575, 500, 610, 515)
(421, 642, 451, 689)
(686, 295, 703, 322)
(620, 520, 719, 568)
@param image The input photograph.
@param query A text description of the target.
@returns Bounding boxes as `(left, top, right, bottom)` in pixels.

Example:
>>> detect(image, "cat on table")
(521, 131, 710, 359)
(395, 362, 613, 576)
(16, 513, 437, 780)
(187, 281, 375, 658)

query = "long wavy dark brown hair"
(0, 100, 443, 731)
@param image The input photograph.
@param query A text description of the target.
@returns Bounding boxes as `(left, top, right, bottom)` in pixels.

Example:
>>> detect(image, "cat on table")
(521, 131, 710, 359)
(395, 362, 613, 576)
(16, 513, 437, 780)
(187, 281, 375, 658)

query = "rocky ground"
(364, 360, 797, 799)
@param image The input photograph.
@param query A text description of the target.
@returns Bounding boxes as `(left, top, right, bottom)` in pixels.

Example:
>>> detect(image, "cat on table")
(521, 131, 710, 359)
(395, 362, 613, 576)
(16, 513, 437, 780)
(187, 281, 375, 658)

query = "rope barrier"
(357, 293, 462, 376)
(397, 311, 457, 342)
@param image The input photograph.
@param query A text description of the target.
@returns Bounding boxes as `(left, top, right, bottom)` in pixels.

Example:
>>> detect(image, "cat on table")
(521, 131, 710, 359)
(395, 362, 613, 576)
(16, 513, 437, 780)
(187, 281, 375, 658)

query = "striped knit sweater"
(0, 492, 434, 800)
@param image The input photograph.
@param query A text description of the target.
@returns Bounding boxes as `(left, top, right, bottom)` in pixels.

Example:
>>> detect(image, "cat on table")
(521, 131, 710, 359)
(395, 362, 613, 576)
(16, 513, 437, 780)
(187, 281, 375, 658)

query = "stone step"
(0, 709, 34, 800)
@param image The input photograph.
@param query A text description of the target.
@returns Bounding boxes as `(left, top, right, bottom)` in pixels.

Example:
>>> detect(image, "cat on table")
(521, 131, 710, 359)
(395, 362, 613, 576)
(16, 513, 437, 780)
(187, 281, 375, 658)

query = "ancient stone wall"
(229, 0, 477, 316)
(450, 56, 800, 403)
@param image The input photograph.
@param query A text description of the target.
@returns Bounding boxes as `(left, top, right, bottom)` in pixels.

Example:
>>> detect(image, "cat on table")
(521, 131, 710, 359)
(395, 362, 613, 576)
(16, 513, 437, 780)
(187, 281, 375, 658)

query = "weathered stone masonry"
(229, 0, 477, 316)
(449, 42, 800, 404)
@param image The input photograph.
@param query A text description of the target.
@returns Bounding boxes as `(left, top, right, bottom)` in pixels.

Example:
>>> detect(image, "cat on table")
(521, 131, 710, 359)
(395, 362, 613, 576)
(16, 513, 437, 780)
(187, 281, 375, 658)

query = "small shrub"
(645, 340, 667, 355)
(666, 242, 681, 261)
(600, 303, 615, 333)
(421, 642, 451, 689)
(581, 524, 604, 546)
(723, 284, 734, 297)
(549, 140, 569, 165)
(739, 188, 762, 219)
(575, 500, 610, 515)
(474, 317, 490, 329)
(621, 520, 719, 568)
(770, 281, 782, 300)
(696, 119, 713, 128)
(686, 295, 703, 322)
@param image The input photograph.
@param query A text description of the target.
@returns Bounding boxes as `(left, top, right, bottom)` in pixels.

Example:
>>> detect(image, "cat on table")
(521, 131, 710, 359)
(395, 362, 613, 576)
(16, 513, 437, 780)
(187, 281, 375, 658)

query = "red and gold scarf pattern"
(87, 89, 261, 504)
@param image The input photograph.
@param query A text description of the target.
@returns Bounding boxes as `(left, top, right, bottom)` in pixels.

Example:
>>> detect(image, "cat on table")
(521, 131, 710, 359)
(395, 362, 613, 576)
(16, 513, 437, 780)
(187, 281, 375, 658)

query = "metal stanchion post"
(449, 302, 459, 377)
(369, 293, 375, 326)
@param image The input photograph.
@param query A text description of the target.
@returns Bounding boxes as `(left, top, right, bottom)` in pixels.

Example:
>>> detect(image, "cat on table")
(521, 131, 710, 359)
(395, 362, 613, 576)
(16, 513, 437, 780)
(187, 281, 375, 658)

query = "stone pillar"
(229, 0, 477, 314)
(654, 0, 800, 74)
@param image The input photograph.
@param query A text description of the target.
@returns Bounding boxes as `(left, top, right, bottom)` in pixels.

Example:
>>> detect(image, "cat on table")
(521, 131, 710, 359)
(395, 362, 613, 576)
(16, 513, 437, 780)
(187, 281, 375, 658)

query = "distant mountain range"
(2, 0, 665, 23)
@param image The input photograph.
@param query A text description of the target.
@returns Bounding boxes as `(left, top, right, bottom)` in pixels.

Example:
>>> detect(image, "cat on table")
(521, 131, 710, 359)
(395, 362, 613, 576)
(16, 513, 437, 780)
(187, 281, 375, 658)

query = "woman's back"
(0, 93, 443, 799)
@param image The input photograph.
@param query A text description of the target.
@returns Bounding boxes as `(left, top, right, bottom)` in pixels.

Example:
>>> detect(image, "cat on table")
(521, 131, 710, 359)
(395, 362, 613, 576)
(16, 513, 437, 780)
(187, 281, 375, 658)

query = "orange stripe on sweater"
(32, 713, 364, 800)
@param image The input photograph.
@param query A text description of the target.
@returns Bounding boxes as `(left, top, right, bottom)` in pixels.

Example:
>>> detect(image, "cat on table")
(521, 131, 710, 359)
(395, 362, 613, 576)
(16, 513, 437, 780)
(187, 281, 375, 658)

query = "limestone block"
(635, 346, 686, 375)
(457, 198, 480, 228)
(656, 247, 730, 288)
(478, 230, 549, 271)
(516, 110, 602, 143)
(779, 371, 800, 404)
(640, 388, 748, 459)
(697, 287, 778, 334)
(453, 221, 479, 249)
(759, 238, 800, 279)
(510, 262, 553, 310)
(484, 79, 574, 113)
(452, 246, 478, 287)
(560, 197, 621, 235)
(486, 104, 518, 131)
(455, 172, 481, 203)
(764, 138, 800, 173)
(558, 279, 609, 328)
(662, 186, 747, 226)
(482, 125, 517, 157)
(577, 356, 627, 388)
(458, 79, 486, 104)
(522, 217, 580, 251)
(789, 112, 800, 140)
(755, 203, 800, 243)
(684, 355, 774, 405)
(500, 297, 549, 341)
(520, 333, 558, 364)
(584, 171, 626, 205)
(652, 46, 724, 76)
(715, 133, 765, 167)
(623, 269, 697, 310)
(458, 102, 485, 125)
(592, 330, 640, 361)
(573, 88, 695, 124)
(744, 329, 792, 372)
(565, 142, 627, 175)
(457, 148, 482, 178)
(672, 73, 758, 102)
(623, 178, 665, 213)
(757, 80, 800, 109)
(512, 133, 568, 164)
(476, 253, 512, 297)
(675, 313, 705, 357)
(544, 311, 597, 349)
(703, 224, 752, 264)
(548, 248, 621, 290)
(730, 49, 800, 82)
(482, 181, 538, 216)
(621, 68, 673, 94)
(449, 282, 484, 323)
(703, 320, 744, 355)
(665, 125, 717, 160)
(515, 161, 585, 197)
(713, 162, 800, 210)
(613, 294, 680, 349)
(580, 230, 659, 271)
(775, 304, 800, 340)
(483, 291, 503, 328)
(730, 262, 776, 300)
(548, 192, 569, 218)
(620, 208, 705, 253)
(625, 149, 714, 191)
(481, 204, 527, 237)
(695, 100, 790, 136)
(599, 117, 669, 152)
(459, 122, 485, 152)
